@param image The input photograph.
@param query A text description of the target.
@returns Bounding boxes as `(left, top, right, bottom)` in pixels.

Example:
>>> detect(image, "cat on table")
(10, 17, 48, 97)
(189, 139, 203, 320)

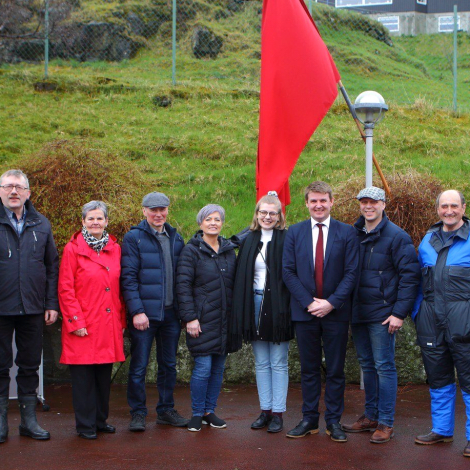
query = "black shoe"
(157, 409, 189, 427)
(286, 419, 319, 438)
(326, 423, 348, 442)
(129, 413, 146, 432)
(18, 395, 50, 440)
(97, 423, 116, 433)
(187, 416, 203, 432)
(78, 432, 97, 440)
(267, 415, 283, 433)
(251, 412, 273, 430)
(202, 413, 226, 429)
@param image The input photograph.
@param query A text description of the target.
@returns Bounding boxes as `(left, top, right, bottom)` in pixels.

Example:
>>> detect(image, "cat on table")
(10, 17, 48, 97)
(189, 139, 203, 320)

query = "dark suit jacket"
(282, 218, 359, 322)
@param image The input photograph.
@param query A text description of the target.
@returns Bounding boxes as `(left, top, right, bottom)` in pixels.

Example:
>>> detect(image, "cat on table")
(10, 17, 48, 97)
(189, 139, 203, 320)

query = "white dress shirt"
(311, 216, 330, 266)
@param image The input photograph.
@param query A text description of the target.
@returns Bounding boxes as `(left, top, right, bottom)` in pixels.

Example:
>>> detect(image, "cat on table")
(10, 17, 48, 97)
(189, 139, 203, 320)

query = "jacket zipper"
(5, 230, 12, 258)
(33, 230, 37, 253)
(367, 246, 374, 269)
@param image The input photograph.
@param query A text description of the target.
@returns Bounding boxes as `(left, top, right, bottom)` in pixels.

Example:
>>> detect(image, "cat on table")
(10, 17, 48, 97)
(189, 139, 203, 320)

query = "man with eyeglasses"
(0, 170, 59, 443)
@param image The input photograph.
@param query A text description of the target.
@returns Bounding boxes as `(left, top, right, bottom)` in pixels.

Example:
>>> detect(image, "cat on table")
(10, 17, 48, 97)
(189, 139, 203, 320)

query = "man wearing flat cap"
(121, 192, 188, 431)
(343, 187, 420, 443)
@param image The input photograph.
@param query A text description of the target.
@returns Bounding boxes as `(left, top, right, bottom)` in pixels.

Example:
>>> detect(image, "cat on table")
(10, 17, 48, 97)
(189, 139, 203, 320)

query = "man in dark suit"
(283, 181, 358, 442)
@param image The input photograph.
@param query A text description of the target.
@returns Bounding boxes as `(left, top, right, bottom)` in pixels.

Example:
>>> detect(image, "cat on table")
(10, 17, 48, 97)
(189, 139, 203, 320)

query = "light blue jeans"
(252, 291, 289, 413)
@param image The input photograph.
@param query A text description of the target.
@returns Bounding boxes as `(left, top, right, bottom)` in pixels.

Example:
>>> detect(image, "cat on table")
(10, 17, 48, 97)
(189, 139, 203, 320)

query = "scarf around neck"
(82, 226, 109, 253)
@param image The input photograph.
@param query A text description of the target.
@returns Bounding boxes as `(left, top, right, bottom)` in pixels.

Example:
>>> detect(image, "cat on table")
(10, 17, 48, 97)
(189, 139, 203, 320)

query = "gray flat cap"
(356, 186, 386, 202)
(142, 192, 170, 208)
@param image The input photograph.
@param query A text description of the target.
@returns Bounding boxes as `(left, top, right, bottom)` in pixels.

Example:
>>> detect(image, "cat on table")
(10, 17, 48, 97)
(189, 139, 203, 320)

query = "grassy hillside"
(0, 1, 469, 239)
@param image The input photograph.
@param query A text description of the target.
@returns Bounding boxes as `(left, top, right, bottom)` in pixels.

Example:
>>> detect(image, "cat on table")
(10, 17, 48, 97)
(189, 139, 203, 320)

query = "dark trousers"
(295, 318, 349, 425)
(0, 314, 43, 397)
(69, 364, 113, 433)
(127, 308, 181, 416)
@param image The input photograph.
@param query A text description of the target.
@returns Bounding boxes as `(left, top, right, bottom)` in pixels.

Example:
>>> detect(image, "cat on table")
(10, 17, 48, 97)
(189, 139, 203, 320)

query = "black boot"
(18, 395, 50, 440)
(0, 396, 8, 443)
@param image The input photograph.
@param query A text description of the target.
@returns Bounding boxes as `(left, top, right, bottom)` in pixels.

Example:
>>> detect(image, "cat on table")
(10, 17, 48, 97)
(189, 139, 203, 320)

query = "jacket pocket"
(421, 266, 434, 294)
(416, 335, 437, 348)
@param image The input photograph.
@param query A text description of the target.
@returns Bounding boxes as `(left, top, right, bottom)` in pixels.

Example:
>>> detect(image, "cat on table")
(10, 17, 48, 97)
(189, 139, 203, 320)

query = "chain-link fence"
(0, 0, 469, 111)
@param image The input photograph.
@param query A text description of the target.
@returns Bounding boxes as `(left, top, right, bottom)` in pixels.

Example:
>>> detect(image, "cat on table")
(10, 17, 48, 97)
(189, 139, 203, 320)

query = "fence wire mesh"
(0, 0, 469, 112)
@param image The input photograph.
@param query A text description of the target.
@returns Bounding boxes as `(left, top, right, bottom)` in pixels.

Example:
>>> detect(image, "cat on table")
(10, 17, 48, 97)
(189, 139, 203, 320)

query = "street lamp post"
(353, 91, 388, 187)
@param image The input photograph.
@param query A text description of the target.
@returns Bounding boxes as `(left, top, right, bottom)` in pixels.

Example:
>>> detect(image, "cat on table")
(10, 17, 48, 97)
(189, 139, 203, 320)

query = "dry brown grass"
(333, 169, 443, 247)
(17, 140, 151, 253)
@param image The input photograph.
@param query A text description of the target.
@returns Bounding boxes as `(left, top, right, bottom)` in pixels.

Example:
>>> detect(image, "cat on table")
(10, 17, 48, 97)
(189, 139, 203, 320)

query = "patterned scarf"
(81, 226, 109, 253)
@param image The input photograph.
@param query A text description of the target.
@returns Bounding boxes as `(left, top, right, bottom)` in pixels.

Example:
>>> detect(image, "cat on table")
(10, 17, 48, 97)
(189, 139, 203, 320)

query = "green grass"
(1, 3, 469, 241)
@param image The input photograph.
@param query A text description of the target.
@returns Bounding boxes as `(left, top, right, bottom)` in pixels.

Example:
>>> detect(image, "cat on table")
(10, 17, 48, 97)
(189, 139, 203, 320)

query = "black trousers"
(69, 364, 113, 433)
(295, 318, 349, 425)
(0, 314, 43, 397)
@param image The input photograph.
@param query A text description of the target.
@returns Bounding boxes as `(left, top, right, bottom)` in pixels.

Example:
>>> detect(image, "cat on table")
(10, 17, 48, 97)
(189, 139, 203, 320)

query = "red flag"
(256, 0, 341, 206)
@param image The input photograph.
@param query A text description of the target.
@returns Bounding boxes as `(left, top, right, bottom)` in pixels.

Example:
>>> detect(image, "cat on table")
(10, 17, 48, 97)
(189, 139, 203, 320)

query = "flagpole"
(338, 80, 392, 198)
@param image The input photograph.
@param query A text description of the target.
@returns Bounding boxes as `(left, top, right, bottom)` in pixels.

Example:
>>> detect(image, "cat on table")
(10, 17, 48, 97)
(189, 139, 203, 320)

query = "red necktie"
(315, 223, 324, 299)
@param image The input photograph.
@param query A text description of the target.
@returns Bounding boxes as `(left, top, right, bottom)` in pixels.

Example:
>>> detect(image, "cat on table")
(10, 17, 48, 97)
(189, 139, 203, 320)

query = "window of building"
(377, 16, 399, 33)
(438, 16, 460, 33)
(416, 0, 427, 5)
(336, 0, 392, 8)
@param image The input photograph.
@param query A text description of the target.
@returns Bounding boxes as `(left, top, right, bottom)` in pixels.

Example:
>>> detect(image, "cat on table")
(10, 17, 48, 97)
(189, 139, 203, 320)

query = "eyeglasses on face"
(258, 210, 279, 218)
(0, 184, 29, 193)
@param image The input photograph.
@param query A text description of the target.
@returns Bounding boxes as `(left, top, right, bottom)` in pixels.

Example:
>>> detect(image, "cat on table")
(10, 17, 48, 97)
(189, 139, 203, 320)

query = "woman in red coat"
(59, 201, 126, 440)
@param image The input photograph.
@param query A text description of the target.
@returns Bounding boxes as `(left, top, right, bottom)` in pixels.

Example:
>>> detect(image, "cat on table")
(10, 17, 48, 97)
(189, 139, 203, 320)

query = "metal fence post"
(453, 5, 458, 113)
(172, 0, 177, 85)
(44, 0, 49, 80)
(307, 0, 313, 15)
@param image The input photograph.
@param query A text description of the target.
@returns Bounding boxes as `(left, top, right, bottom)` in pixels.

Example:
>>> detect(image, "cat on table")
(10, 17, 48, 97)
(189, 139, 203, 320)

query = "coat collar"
(354, 212, 389, 243)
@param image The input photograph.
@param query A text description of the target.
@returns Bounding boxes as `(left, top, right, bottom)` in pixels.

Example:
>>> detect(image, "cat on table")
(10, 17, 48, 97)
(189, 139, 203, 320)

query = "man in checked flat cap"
(121, 192, 188, 432)
(343, 186, 420, 443)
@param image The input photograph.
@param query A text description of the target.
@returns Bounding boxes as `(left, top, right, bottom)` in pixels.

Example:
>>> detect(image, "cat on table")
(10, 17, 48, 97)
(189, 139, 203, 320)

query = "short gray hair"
(0, 169, 29, 188)
(196, 204, 225, 225)
(82, 201, 108, 219)
(435, 190, 466, 208)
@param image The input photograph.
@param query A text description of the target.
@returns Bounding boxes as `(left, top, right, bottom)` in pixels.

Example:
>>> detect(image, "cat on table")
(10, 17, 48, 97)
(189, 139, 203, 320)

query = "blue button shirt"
(4, 206, 27, 236)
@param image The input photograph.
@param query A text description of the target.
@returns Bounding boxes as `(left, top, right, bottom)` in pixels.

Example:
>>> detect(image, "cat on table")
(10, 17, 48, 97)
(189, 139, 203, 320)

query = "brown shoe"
(370, 424, 394, 444)
(343, 414, 378, 433)
(415, 431, 453, 445)
(463, 441, 470, 457)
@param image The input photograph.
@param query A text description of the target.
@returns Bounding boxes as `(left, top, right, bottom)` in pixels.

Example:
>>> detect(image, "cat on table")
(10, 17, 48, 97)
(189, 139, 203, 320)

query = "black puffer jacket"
(0, 200, 59, 315)
(176, 231, 236, 356)
(352, 213, 420, 324)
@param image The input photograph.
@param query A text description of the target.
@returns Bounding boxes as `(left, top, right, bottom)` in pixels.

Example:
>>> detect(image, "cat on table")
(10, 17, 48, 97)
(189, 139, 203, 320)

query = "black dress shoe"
(251, 412, 273, 430)
(267, 415, 283, 433)
(78, 432, 97, 440)
(326, 423, 347, 442)
(286, 419, 319, 438)
(97, 424, 116, 433)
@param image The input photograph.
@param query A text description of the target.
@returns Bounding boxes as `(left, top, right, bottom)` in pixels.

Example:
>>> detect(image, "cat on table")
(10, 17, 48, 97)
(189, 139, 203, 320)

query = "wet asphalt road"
(1, 383, 468, 470)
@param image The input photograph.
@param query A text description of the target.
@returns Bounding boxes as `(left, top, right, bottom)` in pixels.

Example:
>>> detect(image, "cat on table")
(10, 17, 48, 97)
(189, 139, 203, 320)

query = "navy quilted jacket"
(352, 213, 420, 324)
(120, 220, 184, 320)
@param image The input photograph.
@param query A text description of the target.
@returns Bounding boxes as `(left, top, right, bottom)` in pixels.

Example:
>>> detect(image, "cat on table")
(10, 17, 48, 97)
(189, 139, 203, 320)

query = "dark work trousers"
(0, 313, 43, 397)
(69, 363, 113, 433)
(295, 318, 349, 426)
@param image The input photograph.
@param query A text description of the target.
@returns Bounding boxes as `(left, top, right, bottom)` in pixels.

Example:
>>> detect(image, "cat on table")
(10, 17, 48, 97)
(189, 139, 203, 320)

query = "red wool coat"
(59, 231, 126, 365)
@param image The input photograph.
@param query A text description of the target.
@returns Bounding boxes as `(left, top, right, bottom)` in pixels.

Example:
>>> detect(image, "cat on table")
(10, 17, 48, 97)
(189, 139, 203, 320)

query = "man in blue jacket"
(121, 192, 188, 432)
(283, 181, 358, 442)
(413, 189, 470, 458)
(343, 187, 420, 443)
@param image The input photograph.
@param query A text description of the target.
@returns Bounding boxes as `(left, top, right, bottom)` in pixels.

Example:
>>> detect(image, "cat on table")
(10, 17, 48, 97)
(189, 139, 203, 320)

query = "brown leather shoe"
(415, 431, 453, 445)
(370, 424, 394, 443)
(343, 414, 378, 433)
(463, 441, 470, 457)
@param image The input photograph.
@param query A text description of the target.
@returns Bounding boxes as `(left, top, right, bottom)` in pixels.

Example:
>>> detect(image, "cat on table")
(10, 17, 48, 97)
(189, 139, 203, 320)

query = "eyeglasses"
(0, 184, 29, 193)
(258, 210, 279, 218)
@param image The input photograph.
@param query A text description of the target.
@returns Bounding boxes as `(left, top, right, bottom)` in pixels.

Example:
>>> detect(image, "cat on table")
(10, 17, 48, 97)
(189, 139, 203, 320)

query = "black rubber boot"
(0, 396, 8, 443)
(18, 395, 50, 440)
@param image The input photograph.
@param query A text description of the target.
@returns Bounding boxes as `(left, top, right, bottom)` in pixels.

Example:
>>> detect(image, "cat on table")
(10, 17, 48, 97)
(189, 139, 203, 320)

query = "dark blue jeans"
(190, 354, 227, 417)
(127, 308, 181, 416)
(352, 321, 397, 427)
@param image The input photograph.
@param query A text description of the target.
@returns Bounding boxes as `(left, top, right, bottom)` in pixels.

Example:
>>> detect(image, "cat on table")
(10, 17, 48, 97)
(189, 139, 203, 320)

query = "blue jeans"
(252, 290, 289, 413)
(127, 308, 181, 416)
(190, 354, 227, 417)
(352, 322, 397, 427)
